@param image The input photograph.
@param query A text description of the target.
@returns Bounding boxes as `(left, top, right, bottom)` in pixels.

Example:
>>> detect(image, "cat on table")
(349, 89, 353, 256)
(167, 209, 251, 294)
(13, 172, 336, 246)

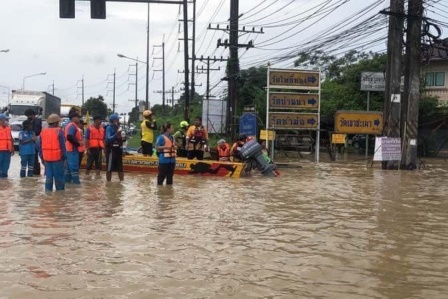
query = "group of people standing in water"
(0, 107, 271, 190)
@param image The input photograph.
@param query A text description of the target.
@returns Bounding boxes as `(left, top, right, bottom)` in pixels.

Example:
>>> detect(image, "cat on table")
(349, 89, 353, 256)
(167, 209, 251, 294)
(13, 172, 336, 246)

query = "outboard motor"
(240, 140, 276, 176)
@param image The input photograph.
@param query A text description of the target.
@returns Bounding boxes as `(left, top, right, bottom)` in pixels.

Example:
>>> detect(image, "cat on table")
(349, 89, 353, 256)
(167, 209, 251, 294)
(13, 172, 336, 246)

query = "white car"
(10, 121, 23, 151)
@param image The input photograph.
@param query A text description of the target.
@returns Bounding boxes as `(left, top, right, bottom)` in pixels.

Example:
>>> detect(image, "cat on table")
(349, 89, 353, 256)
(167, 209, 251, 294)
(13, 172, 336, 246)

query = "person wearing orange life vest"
(186, 116, 209, 160)
(64, 110, 84, 184)
(77, 119, 86, 168)
(84, 115, 105, 175)
(37, 114, 67, 191)
(155, 122, 176, 185)
(230, 134, 247, 162)
(0, 113, 14, 178)
(216, 139, 230, 162)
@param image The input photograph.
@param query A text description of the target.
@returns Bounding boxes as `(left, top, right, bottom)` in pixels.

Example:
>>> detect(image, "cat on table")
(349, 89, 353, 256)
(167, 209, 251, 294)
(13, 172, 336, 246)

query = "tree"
(82, 95, 108, 119)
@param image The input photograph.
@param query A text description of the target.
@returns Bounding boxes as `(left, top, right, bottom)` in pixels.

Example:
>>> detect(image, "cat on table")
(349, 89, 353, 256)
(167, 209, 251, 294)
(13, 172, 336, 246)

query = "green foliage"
(128, 106, 140, 124)
(295, 51, 387, 118)
(82, 95, 108, 119)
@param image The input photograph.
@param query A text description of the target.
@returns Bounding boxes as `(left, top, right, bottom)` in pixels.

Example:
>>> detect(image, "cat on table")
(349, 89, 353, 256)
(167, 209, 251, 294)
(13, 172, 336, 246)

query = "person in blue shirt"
(64, 110, 83, 184)
(25, 109, 42, 175)
(155, 122, 176, 185)
(105, 113, 125, 182)
(18, 120, 37, 177)
(37, 114, 67, 191)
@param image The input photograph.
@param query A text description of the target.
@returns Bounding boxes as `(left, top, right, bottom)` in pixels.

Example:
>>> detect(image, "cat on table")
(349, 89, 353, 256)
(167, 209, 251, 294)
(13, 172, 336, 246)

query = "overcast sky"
(0, 0, 445, 114)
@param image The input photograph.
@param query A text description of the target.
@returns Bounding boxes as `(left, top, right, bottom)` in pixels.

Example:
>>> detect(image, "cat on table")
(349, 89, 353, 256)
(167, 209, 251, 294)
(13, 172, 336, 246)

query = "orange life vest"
(0, 126, 12, 151)
(162, 135, 176, 158)
(78, 128, 85, 153)
(87, 125, 105, 149)
(217, 143, 230, 161)
(64, 122, 83, 152)
(41, 127, 62, 162)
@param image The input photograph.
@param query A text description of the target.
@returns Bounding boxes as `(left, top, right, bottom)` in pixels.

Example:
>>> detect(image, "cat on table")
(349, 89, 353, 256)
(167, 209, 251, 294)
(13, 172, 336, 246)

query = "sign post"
(266, 67, 321, 162)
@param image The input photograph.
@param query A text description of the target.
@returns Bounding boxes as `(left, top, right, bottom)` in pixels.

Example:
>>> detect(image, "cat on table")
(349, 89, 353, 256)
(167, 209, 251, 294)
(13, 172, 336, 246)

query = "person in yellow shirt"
(186, 116, 208, 160)
(140, 110, 157, 156)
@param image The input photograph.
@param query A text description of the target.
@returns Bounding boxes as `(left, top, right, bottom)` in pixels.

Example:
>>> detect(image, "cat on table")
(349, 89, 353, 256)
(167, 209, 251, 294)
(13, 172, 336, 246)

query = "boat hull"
(81, 154, 245, 178)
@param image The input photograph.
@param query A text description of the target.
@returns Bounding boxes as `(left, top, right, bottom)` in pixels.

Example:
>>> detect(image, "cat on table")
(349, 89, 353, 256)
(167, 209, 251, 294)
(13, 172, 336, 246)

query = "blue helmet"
(109, 113, 119, 122)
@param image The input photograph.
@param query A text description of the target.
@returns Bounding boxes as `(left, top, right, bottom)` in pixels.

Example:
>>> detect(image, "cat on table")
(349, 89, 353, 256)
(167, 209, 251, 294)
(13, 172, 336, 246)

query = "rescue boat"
(81, 154, 246, 178)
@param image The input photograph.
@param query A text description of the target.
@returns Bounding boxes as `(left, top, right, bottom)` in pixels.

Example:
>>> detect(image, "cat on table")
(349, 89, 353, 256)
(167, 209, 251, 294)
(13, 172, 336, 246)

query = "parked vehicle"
(10, 121, 22, 151)
(8, 90, 61, 123)
(350, 134, 375, 149)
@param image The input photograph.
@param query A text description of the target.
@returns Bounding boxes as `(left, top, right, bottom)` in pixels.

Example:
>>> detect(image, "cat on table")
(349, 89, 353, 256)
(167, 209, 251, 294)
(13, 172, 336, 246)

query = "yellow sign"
(268, 112, 318, 129)
(260, 130, 276, 141)
(332, 134, 347, 144)
(334, 111, 383, 134)
(269, 69, 320, 90)
(269, 92, 319, 109)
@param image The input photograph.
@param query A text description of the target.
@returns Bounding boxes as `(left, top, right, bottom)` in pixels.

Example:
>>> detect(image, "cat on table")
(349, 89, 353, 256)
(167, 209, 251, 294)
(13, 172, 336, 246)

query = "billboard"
(202, 98, 226, 134)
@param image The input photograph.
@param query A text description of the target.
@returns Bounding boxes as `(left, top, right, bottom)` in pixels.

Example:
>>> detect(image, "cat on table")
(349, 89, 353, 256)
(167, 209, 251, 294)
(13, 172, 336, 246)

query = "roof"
(423, 38, 448, 61)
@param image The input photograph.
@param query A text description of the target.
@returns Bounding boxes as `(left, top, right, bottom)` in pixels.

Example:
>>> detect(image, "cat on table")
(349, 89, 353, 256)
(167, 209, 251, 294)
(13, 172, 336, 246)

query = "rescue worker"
(38, 114, 66, 191)
(84, 115, 105, 175)
(24, 109, 42, 175)
(230, 134, 247, 162)
(105, 113, 125, 182)
(216, 139, 230, 162)
(140, 110, 157, 156)
(155, 122, 176, 185)
(77, 119, 86, 168)
(173, 120, 189, 157)
(0, 113, 14, 178)
(186, 116, 209, 160)
(18, 120, 37, 177)
(64, 110, 84, 184)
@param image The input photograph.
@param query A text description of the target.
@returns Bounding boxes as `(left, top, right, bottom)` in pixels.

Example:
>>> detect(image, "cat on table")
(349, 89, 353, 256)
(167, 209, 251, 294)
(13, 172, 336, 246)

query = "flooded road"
(1, 155, 448, 298)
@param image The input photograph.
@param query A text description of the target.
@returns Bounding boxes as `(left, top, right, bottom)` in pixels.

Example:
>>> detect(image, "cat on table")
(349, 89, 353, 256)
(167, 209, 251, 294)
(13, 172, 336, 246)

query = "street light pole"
(23, 72, 47, 90)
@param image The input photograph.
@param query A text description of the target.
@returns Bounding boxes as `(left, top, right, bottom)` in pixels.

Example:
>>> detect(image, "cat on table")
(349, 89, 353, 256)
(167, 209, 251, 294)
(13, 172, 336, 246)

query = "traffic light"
(59, 0, 75, 19)
(91, 0, 106, 19)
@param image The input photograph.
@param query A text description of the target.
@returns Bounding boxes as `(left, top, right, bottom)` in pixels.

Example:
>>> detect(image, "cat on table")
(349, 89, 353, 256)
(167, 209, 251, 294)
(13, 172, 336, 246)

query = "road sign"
(334, 111, 383, 134)
(269, 92, 319, 109)
(360, 72, 386, 91)
(373, 137, 402, 161)
(332, 134, 347, 144)
(268, 112, 318, 129)
(239, 113, 257, 136)
(260, 130, 275, 141)
(269, 69, 320, 90)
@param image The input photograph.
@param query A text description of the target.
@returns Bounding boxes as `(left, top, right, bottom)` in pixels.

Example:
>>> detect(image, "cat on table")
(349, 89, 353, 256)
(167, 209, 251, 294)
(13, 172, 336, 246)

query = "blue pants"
(45, 160, 65, 191)
(20, 154, 35, 177)
(65, 151, 80, 184)
(0, 151, 11, 178)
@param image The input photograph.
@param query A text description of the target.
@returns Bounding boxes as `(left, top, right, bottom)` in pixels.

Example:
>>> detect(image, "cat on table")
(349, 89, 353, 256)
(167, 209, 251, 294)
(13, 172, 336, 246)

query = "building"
(422, 38, 448, 104)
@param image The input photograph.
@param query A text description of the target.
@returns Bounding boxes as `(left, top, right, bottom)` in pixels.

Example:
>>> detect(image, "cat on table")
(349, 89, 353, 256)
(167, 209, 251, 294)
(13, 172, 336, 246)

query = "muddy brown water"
(1, 155, 448, 298)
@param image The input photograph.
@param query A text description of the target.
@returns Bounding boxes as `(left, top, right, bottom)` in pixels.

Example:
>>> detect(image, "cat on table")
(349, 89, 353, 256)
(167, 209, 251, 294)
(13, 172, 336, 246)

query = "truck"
(60, 104, 81, 118)
(8, 90, 61, 122)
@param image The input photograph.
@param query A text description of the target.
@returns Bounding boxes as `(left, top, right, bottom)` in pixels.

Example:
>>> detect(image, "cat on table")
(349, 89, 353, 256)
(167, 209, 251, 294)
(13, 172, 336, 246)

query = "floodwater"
(1, 154, 448, 299)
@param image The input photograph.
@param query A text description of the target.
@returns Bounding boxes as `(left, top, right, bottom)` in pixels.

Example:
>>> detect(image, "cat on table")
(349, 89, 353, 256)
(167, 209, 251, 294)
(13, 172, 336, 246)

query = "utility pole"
(182, 0, 190, 121)
(77, 76, 85, 106)
(113, 70, 116, 114)
(381, 0, 405, 169)
(153, 41, 166, 110)
(107, 69, 117, 113)
(196, 56, 225, 101)
(191, 0, 196, 111)
(401, 0, 423, 169)
(146, 3, 150, 110)
(81, 76, 84, 106)
(212, 0, 264, 140)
